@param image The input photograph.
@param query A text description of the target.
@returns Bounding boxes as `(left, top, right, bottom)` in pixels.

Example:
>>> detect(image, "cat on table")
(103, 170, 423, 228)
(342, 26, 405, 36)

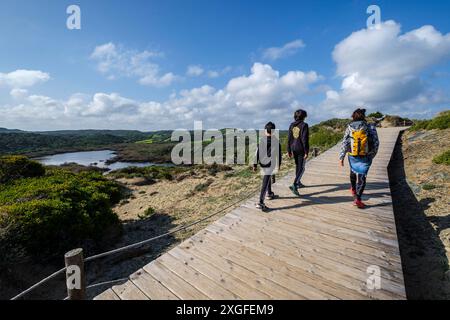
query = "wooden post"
(64, 248, 86, 300)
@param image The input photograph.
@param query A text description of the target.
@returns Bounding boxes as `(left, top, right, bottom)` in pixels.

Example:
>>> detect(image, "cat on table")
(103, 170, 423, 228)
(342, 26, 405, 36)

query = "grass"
(193, 179, 214, 193)
(410, 110, 450, 131)
(433, 149, 450, 165)
(136, 139, 154, 144)
(422, 184, 437, 191)
(138, 207, 156, 220)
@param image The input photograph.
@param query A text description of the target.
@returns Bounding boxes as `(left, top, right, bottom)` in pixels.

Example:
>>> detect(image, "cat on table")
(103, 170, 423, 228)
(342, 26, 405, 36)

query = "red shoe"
(350, 187, 356, 197)
(353, 199, 366, 209)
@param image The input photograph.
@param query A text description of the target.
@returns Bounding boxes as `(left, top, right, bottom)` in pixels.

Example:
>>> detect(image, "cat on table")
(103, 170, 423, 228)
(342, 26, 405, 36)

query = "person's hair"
(352, 108, 366, 121)
(265, 121, 276, 134)
(294, 109, 307, 121)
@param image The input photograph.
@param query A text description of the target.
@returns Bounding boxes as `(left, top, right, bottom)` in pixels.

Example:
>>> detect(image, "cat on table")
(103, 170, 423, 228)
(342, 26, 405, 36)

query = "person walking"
(339, 108, 379, 209)
(287, 109, 309, 196)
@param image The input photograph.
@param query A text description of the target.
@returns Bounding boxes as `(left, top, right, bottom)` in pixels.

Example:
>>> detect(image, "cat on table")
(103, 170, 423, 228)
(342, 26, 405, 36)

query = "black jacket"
(254, 136, 282, 169)
(287, 120, 309, 155)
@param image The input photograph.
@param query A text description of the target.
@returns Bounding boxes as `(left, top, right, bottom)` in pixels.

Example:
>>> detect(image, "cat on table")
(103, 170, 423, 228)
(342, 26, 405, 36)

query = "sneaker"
(353, 199, 366, 209)
(255, 203, 270, 211)
(266, 193, 279, 200)
(289, 184, 300, 197)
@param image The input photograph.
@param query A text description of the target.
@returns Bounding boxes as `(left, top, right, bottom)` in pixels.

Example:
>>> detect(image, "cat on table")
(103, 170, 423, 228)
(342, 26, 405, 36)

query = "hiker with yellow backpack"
(339, 108, 379, 209)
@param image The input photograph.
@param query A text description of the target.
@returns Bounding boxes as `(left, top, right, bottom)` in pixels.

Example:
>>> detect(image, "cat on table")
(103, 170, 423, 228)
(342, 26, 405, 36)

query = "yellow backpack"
(349, 126, 369, 156)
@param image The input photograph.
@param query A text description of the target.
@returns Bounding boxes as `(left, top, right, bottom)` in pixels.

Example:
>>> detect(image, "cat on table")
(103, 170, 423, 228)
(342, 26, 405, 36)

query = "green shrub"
(422, 184, 437, 191)
(0, 156, 45, 183)
(0, 169, 123, 262)
(410, 120, 431, 131)
(410, 111, 450, 131)
(433, 149, 450, 165)
(310, 127, 343, 148)
(368, 111, 384, 118)
(138, 207, 156, 220)
(193, 179, 214, 193)
(427, 111, 450, 130)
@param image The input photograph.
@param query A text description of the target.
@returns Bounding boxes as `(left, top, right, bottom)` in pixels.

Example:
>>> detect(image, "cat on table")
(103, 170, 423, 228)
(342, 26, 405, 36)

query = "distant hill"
(0, 128, 24, 133)
(0, 129, 172, 156)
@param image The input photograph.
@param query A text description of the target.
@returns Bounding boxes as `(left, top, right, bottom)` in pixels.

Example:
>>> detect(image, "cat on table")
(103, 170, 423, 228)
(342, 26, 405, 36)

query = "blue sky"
(0, 0, 449, 131)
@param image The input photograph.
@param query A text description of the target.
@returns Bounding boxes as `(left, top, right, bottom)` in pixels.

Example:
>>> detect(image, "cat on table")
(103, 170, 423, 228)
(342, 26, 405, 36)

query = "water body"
(36, 150, 170, 171)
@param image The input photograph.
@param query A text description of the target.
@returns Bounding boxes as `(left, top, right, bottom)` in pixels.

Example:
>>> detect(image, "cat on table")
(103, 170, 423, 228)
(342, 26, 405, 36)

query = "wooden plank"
(156, 251, 240, 299)
(129, 269, 179, 300)
(168, 246, 272, 299)
(93, 288, 120, 300)
(111, 280, 149, 300)
(143, 260, 210, 300)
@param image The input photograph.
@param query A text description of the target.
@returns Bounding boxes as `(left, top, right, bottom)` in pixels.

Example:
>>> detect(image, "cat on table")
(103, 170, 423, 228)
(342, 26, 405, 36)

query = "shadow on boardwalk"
(272, 182, 392, 211)
(389, 133, 450, 299)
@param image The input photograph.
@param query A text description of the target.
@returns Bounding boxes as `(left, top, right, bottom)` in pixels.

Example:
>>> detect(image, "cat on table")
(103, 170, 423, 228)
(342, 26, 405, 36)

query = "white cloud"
(90, 42, 177, 87)
(323, 21, 450, 117)
(0, 70, 49, 88)
(0, 63, 322, 130)
(10, 88, 28, 99)
(186, 65, 204, 77)
(262, 39, 305, 61)
(207, 66, 232, 78)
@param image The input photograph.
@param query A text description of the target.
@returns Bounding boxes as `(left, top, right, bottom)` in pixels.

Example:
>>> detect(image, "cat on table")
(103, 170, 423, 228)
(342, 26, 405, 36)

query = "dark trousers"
(350, 171, 367, 201)
(293, 152, 306, 187)
(259, 175, 273, 204)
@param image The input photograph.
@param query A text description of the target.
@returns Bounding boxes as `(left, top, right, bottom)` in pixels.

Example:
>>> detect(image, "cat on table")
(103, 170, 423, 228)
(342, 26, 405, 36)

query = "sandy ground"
(390, 128, 450, 299)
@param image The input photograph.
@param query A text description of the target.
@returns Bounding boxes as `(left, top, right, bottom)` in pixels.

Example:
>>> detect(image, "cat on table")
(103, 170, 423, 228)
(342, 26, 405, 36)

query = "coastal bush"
(368, 111, 384, 118)
(310, 127, 343, 148)
(433, 149, 450, 165)
(410, 111, 450, 131)
(0, 155, 45, 183)
(138, 207, 156, 220)
(0, 168, 123, 264)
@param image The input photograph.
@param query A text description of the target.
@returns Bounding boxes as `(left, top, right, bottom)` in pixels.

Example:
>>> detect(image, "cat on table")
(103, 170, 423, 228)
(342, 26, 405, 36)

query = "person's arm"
(253, 146, 259, 171)
(369, 124, 380, 158)
(278, 142, 282, 169)
(287, 124, 293, 155)
(339, 126, 350, 162)
(302, 123, 310, 157)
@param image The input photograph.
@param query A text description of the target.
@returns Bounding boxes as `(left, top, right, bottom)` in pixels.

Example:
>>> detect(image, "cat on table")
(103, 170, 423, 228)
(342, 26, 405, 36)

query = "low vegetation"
(410, 110, 450, 131)
(0, 156, 123, 268)
(433, 149, 450, 166)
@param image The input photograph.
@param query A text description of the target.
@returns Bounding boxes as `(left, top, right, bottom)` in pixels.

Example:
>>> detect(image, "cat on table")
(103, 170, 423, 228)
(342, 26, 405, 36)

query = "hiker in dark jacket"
(287, 109, 309, 196)
(339, 108, 379, 209)
(253, 122, 282, 212)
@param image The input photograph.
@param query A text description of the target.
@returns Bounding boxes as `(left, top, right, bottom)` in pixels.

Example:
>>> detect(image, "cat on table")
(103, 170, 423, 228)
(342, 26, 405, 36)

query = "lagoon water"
(36, 150, 157, 171)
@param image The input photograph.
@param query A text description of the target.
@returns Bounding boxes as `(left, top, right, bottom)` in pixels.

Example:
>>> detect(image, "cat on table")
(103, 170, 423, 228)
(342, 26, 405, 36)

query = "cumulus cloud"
(0, 70, 49, 88)
(1, 63, 322, 130)
(90, 42, 178, 87)
(262, 39, 305, 61)
(10, 88, 29, 99)
(323, 21, 450, 117)
(186, 65, 204, 77)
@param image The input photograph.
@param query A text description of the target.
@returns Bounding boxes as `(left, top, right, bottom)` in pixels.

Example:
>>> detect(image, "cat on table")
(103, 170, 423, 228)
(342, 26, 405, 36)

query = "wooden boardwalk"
(95, 127, 407, 300)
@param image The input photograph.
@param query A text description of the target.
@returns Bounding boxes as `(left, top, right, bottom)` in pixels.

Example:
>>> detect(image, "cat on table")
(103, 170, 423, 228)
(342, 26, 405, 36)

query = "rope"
(11, 267, 66, 300)
(86, 278, 129, 290)
(9, 185, 259, 300)
(85, 187, 259, 262)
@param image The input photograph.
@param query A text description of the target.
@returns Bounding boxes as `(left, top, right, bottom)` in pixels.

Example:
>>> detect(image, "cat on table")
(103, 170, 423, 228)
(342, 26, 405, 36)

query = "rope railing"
(10, 186, 260, 300)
